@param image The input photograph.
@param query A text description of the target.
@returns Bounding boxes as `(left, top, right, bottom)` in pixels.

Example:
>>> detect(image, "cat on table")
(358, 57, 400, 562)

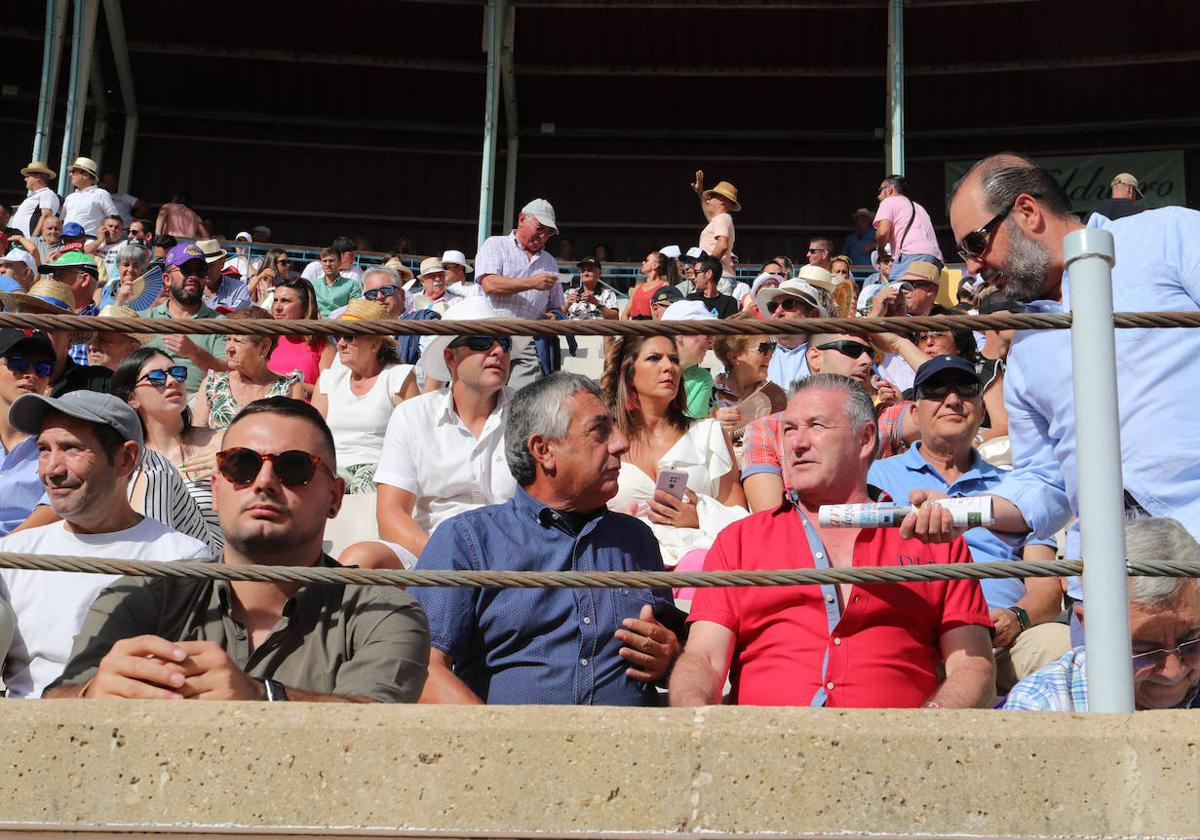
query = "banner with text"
(945, 150, 1186, 212)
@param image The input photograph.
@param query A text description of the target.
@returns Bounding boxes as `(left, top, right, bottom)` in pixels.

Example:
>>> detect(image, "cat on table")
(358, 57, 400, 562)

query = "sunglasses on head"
(216, 447, 333, 488)
(817, 340, 872, 359)
(3, 355, 53, 377)
(449, 335, 512, 353)
(955, 195, 1039, 261)
(138, 365, 188, 387)
(755, 341, 778, 354)
(363, 285, 400, 301)
(766, 297, 810, 314)
(916, 379, 983, 400)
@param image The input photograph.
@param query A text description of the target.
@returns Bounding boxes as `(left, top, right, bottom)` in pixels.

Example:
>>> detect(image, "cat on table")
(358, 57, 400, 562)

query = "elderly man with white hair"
(1005, 517, 1200, 711)
(474, 198, 565, 389)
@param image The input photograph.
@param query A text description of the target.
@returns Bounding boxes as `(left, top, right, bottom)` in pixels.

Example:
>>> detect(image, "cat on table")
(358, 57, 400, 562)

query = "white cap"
(235, 231, 253, 242)
(659, 245, 681, 259)
(662, 300, 716, 322)
(441, 250, 473, 272)
(520, 198, 558, 233)
(0, 249, 38, 274)
(685, 246, 704, 259)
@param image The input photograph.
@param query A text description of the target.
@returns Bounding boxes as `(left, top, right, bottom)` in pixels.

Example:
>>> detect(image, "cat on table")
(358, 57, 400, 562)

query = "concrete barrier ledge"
(0, 701, 1197, 838)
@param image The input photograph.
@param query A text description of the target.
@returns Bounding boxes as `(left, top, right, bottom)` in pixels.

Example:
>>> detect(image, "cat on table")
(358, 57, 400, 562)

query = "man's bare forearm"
(667, 650, 722, 707)
(480, 274, 537, 295)
(929, 658, 995, 709)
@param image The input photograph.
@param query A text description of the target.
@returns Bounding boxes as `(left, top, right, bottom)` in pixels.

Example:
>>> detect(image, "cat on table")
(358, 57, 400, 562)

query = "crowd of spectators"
(1, 152, 1199, 713)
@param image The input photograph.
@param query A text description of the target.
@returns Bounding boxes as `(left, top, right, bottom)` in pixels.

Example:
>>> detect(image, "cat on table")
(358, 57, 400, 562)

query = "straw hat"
(381, 258, 415, 284)
(898, 261, 943, 288)
(20, 161, 56, 180)
(98, 304, 154, 345)
(420, 296, 530, 384)
(702, 181, 741, 212)
(195, 238, 227, 264)
(419, 256, 446, 278)
(68, 156, 100, 180)
(0, 278, 77, 315)
(795, 264, 837, 294)
(337, 298, 398, 351)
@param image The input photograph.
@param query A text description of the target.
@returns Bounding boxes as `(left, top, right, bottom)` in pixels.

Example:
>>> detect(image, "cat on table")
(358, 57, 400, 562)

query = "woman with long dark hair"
(267, 277, 334, 396)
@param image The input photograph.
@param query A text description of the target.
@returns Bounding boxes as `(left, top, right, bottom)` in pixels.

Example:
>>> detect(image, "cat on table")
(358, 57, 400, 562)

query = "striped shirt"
(473, 232, 564, 320)
(68, 302, 99, 366)
(1003, 646, 1200, 711)
(133, 449, 224, 556)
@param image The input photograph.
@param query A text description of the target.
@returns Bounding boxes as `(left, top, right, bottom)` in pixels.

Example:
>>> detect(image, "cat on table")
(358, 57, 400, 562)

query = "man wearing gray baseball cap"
(0, 390, 210, 697)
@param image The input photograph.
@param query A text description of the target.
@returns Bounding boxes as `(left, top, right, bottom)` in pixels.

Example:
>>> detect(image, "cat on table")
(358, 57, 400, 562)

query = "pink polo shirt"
(874, 196, 942, 260)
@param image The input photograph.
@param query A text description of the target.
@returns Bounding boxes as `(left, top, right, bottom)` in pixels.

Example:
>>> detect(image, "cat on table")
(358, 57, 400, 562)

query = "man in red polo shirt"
(670, 373, 995, 708)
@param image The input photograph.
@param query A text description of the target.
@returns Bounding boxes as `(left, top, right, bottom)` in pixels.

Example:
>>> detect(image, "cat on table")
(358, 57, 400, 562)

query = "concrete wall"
(1, 702, 1198, 838)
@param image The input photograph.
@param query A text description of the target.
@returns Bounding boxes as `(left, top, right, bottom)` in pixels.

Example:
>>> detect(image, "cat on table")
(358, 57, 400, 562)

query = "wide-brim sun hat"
(440, 250, 473, 273)
(97, 304, 155, 344)
(756, 278, 827, 318)
(795, 264, 837, 294)
(419, 296, 531, 384)
(702, 180, 741, 212)
(20, 160, 57, 180)
(337, 298, 398, 351)
(381, 258, 415, 284)
(0, 277, 77, 315)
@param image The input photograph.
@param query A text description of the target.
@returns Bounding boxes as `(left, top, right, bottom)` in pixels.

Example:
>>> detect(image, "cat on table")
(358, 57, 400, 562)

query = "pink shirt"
(700, 212, 736, 278)
(873, 196, 942, 260)
(159, 203, 205, 239)
(269, 336, 325, 387)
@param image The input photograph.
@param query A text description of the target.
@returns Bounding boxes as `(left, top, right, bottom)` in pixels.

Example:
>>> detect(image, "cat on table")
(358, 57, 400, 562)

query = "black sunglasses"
(363, 285, 400, 301)
(3, 355, 54, 377)
(816, 340, 872, 359)
(755, 341, 777, 354)
(766, 297, 810, 314)
(956, 196, 1038, 261)
(449, 335, 513, 353)
(138, 366, 188, 387)
(916, 380, 983, 400)
(216, 447, 333, 488)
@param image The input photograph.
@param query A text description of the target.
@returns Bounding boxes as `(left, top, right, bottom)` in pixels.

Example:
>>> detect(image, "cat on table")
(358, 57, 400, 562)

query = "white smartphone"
(654, 468, 689, 501)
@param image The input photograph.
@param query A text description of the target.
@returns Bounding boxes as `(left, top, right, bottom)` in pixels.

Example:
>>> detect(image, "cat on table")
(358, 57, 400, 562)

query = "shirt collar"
(435, 385, 510, 427)
(513, 485, 607, 536)
(901, 441, 1001, 482)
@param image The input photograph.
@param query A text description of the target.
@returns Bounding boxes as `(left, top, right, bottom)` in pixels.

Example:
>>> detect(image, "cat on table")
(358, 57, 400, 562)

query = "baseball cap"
(1111, 173, 1143, 197)
(576, 257, 601, 270)
(38, 249, 99, 276)
(853, 207, 873, 217)
(164, 242, 208, 269)
(520, 198, 558, 233)
(650, 285, 684, 308)
(10, 390, 144, 447)
(1, 249, 38, 275)
(662, 300, 715, 322)
(0, 328, 55, 359)
(912, 355, 982, 392)
(61, 221, 91, 239)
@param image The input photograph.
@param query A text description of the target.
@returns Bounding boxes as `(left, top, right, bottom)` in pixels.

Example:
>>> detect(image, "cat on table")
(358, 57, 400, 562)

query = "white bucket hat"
(419, 296, 531, 384)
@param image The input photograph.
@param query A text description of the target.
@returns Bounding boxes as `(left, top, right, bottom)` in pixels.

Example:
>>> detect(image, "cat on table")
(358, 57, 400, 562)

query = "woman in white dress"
(600, 334, 747, 568)
(312, 299, 418, 493)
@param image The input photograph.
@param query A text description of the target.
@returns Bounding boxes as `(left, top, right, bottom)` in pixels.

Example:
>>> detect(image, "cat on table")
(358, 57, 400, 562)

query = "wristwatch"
(260, 677, 289, 702)
(1006, 605, 1031, 633)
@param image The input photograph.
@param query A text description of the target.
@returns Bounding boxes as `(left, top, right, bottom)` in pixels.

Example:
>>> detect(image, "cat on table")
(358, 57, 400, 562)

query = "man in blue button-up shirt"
(870, 355, 1069, 692)
(412, 372, 683, 705)
(0, 329, 57, 536)
(906, 153, 1200, 642)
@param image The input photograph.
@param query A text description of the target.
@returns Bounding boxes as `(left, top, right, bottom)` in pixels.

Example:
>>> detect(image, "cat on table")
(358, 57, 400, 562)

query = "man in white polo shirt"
(13, 161, 61, 239)
(61, 157, 117, 237)
(474, 198, 565, 389)
(0, 391, 209, 697)
(338, 296, 529, 570)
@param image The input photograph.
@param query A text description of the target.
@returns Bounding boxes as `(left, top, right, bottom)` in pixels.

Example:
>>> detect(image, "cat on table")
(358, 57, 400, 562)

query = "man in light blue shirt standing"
(756, 278, 826, 391)
(903, 152, 1200, 647)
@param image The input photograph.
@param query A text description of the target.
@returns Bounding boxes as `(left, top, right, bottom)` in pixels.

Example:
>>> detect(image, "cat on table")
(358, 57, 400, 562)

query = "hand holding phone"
(653, 468, 689, 501)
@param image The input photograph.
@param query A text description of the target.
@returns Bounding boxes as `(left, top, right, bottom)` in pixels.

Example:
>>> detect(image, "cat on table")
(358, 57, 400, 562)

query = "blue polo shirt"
(766, 341, 809, 391)
(868, 443, 1052, 610)
(0, 436, 43, 536)
(411, 486, 679, 705)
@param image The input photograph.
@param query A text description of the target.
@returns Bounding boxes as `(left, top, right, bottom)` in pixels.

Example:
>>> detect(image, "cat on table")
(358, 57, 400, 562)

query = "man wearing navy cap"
(650, 283, 684, 320)
(143, 243, 228, 393)
(869, 356, 1071, 693)
(0, 330, 57, 537)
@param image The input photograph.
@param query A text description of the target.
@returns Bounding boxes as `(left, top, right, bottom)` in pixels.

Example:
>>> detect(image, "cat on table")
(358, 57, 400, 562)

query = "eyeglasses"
(1132, 638, 1200, 673)
(914, 330, 952, 344)
(755, 341, 778, 354)
(766, 297, 811, 314)
(216, 447, 333, 488)
(363, 285, 400, 301)
(816, 340, 873, 359)
(449, 335, 512, 353)
(3, 355, 53, 377)
(807, 247, 827, 254)
(137, 366, 188, 387)
(956, 196, 1036, 261)
(916, 380, 983, 400)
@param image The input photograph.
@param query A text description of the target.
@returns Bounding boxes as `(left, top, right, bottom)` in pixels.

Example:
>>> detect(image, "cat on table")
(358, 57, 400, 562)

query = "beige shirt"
(700, 212, 736, 278)
(47, 554, 430, 702)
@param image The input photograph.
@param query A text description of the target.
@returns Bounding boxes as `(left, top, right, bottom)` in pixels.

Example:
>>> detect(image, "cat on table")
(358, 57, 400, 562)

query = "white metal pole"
(885, 0, 905, 175)
(1066, 227, 1134, 713)
(33, 0, 69, 166)
(477, 0, 503, 248)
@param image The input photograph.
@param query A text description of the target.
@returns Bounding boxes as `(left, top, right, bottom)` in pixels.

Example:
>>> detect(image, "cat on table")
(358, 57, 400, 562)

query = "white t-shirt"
(13, 187, 60, 238)
(0, 517, 210, 698)
(318, 361, 415, 468)
(374, 387, 516, 534)
(301, 260, 363, 284)
(62, 185, 117, 235)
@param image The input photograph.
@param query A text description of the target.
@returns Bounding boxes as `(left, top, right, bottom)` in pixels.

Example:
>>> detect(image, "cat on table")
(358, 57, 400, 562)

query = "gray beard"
(997, 219, 1053, 302)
